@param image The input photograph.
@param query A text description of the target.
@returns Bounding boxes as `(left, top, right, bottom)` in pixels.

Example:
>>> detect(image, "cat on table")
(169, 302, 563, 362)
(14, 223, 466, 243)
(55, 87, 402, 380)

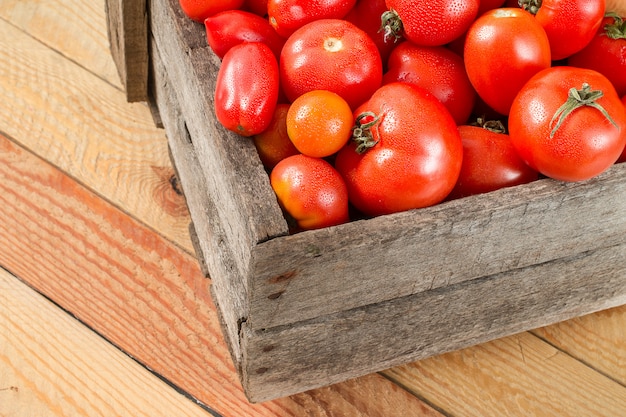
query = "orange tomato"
(286, 90, 353, 158)
(253, 104, 299, 169)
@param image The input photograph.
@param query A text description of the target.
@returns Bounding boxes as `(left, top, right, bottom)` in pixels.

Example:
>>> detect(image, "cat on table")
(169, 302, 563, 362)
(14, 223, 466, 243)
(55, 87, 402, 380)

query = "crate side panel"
(150, 36, 245, 363)
(149, 0, 288, 287)
(248, 164, 626, 330)
(242, 243, 626, 402)
(104, 0, 149, 102)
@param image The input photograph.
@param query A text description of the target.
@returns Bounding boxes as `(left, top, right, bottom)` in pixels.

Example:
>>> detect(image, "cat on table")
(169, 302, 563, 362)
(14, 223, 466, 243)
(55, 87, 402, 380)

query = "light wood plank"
(383, 332, 626, 417)
(0, 268, 215, 417)
(0, 0, 122, 89)
(0, 16, 193, 253)
(607, 0, 626, 15)
(533, 305, 626, 386)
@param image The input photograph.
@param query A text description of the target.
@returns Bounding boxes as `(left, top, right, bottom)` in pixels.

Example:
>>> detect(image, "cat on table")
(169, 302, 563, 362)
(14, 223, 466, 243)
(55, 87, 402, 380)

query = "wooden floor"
(1, 0, 625, 416)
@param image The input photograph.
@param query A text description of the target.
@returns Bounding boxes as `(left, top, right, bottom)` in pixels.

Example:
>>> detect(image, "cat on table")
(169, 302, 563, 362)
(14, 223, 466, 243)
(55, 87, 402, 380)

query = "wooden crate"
(107, 0, 626, 403)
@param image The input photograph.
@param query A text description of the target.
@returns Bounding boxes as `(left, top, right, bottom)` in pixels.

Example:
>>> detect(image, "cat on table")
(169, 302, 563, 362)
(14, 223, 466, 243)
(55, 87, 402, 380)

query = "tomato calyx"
(518, 0, 541, 15)
(352, 111, 381, 153)
(549, 83, 619, 138)
(380, 9, 403, 43)
(603, 13, 626, 40)
(471, 117, 507, 134)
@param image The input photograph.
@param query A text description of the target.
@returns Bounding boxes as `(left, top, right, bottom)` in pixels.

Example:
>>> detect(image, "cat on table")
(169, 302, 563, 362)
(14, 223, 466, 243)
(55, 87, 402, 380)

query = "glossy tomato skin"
(214, 42, 279, 136)
(268, 0, 357, 38)
(280, 19, 383, 110)
(448, 124, 539, 199)
(242, 0, 268, 16)
(383, 42, 476, 125)
(477, 0, 506, 15)
(464, 8, 551, 115)
(335, 83, 463, 217)
(179, 0, 245, 22)
(567, 14, 626, 97)
(270, 155, 349, 230)
(509, 66, 626, 181)
(524, 0, 604, 60)
(345, 0, 401, 65)
(253, 104, 299, 169)
(384, 0, 479, 46)
(619, 94, 626, 162)
(204, 10, 286, 59)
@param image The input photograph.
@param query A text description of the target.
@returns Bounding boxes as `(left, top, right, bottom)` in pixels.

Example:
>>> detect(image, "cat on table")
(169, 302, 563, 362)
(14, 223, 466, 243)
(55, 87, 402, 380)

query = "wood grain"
(104, 0, 149, 101)
(383, 332, 626, 417)
(0, 15, 193, 253)
(0, 268, 213, 417)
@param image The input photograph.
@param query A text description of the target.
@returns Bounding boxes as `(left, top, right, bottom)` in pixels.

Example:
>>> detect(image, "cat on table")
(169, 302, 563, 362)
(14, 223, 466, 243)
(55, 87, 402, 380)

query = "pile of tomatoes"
(178, 0, 626, 231)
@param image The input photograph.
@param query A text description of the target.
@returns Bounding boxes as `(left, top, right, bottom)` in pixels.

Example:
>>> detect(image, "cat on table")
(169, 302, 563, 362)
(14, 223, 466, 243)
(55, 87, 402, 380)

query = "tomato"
(243, 0, 268, 16)
(464, 8, 551, 115)
(280, 19, 383, 110)
(268, 0, 357, 38)
(619, 94, 626, 162)
(335, 82, 463, 217)
(509, 66, 626, 181)
(448, 120, 539, 199)
(567, 13, 626, 97)
(383, 42, 476, 125)
(382, 0, 479, 46)
(286, 90, 353, 158)
(270, 155, 350, 230)
(477, 0, 507, 15)
(345, 0, 401, 65)
(178, 0, 244, 22)
(518, 0, 604, 61)
(253, 104, 299, 169)
(214, 42, 279, 136)
(204, 10, 286, 59)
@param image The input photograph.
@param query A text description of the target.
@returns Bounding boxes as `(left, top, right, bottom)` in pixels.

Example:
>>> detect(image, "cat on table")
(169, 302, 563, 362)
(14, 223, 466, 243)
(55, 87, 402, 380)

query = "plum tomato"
(382, 0, 480, 46)
(280, 19, 383, 110)
(204, 10, 286, 59)
(270, 154, 350, 230)
(214, 42, 279, 136)
(178, 0, 245, 22)
(448, 120, 539, 199)
(477, 0, 506, 15)
(509, 66, 626, 181)
(567, 13, 626, 97)
(268, 0, 357, 38)
(383, 42, 476, 125)
(464, 8, 551, 115)
(519, 0, 604, 61)
(253, 104, 300, 169)
(335, 82, 463, 217)
(242, 0, 268, 16)
(286, 90, 354, 158)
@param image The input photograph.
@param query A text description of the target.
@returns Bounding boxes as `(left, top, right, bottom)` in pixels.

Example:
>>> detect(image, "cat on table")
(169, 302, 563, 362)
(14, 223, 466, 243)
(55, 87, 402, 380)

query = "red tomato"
(242, 0, 268, 16)
(270, 155, 349, 230)
(382, 0, 479, 46)
(383, 42, 476, 125)
(464, 8, 551, 115)
(567, 14, 626, 97)
(335, 83, 463, 216)
(214, 42, 279, 136)
(619, 94, 626, 162)
(204, 10, 286, 59)
(178, 0, 244, 22)
(268, 0, 357, 38)
(280, 19, 383, 110)
(519, 0, 604, 61)
(345, 0, 401, 65)
(478, 0, 507, 15)
(448, 121, 539, 199)
(253, 104, 299, 169)
(509, 66, 626, 181)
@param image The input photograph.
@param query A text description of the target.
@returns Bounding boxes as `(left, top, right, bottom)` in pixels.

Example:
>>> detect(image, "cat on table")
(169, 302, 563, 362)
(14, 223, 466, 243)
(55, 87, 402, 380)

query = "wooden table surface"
(1, 0, 626, 416)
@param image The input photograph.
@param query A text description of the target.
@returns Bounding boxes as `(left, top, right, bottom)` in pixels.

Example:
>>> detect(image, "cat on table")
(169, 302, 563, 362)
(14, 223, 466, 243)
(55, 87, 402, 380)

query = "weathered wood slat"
(105, 0, 149, 101)
(241, 244, 626, 401)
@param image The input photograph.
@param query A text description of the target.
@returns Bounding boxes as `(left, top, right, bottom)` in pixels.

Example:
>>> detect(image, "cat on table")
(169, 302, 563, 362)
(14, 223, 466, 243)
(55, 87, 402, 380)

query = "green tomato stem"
(603, 12, 626, 40)
(518, 0, 542, 15)
(549, 83, 619, 139)
(352, 111, 381, 154)
(380, 9, 403, 43)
